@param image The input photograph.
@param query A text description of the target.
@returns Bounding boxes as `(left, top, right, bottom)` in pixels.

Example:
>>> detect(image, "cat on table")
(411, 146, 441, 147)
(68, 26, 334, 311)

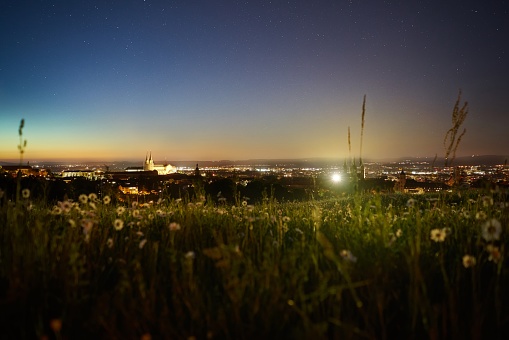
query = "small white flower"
(106, 238, 114, 248)
(340, 250, 357, 263)
(486, 244, 502, 263)
(88, 193, 98, 202)
(113, 218, 124, 231)
(58, 200, 72, 213)
(462, 255, 476, 268)
(116, 206, 126, 215)
(475, 211, 487, 220)
(430, 228, 447, 242)
(169, 222, 181, 231)
(406, 198, 417, 207)
(185, 251, 196, 259)
(51, 206, 62, 215)
(21, 188, 30, 199)
(79, 194, 88, 204)
(81, 219, 94, 235)
(481, 218, 502, 242)
(103, 196, 111, 204)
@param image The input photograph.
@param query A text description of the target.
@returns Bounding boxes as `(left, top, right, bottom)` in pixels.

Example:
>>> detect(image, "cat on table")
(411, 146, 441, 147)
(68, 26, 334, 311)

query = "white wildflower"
(113, 218, 124, 231)
(462, 255, 476, 268)
(340, 250, 357, 263)
(481, 218, 502, 242)
(169, 222, 181, 231)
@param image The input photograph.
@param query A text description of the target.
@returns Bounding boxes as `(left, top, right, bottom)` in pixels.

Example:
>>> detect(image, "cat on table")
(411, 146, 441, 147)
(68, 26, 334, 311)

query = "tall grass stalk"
(444, 90, 468, 167)
(359, 95, 366, 167)
(15, 119, 27, 204)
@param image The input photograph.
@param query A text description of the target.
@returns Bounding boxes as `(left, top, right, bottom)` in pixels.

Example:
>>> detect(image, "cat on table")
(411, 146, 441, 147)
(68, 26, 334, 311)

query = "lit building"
(62, 170, 103, 180)
(126, 152, 176, 175)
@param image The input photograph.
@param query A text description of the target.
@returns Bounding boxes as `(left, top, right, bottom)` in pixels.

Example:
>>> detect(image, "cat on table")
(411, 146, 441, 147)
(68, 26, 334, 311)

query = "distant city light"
(331, 173, 341, 183)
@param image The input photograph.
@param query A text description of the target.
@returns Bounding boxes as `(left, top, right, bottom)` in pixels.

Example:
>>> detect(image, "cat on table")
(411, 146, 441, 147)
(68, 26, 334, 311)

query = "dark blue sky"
(1, 0, 508, 161)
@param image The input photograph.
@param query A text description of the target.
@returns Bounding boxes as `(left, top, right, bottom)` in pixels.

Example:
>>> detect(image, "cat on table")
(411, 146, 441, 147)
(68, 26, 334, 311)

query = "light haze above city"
(1, 0, 508, 162)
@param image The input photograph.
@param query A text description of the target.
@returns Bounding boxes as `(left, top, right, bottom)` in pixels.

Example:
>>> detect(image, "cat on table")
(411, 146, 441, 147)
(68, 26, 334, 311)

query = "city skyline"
(1, 1, 508, 162)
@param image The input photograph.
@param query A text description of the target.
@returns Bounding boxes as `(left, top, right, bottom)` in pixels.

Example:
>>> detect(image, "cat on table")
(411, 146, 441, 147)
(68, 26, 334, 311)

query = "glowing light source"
(331, 173, 341, 183)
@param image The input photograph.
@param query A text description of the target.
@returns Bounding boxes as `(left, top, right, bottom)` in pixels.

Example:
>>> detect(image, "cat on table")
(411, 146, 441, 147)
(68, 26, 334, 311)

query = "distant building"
(62, 170, 104, 180)
(0, 164, 42, 177)
(126, 152, 176, 175)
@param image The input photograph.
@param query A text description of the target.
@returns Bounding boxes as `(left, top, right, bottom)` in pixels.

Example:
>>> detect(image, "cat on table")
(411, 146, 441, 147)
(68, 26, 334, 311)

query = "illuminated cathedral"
(142, 152, 176, 175)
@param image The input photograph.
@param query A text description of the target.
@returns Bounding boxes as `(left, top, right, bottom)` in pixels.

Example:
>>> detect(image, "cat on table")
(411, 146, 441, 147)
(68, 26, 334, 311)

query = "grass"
(0, 187, 508, 339)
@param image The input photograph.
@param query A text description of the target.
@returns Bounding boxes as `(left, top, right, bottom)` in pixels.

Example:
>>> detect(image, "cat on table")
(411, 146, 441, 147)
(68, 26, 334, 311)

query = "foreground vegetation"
(0, 185, 508, 339)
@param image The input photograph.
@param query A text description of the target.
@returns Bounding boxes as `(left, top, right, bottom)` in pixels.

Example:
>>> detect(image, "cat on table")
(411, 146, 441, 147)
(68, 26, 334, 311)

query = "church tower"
(144, 151, 154, 171)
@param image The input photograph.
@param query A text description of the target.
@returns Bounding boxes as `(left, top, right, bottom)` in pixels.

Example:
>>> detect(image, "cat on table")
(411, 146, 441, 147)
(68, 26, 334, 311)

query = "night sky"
(1, 0, 508, 162)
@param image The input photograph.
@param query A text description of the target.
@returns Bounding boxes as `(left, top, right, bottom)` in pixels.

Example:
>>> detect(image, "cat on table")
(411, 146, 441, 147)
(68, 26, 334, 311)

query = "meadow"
(1, 184, 508, 339)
